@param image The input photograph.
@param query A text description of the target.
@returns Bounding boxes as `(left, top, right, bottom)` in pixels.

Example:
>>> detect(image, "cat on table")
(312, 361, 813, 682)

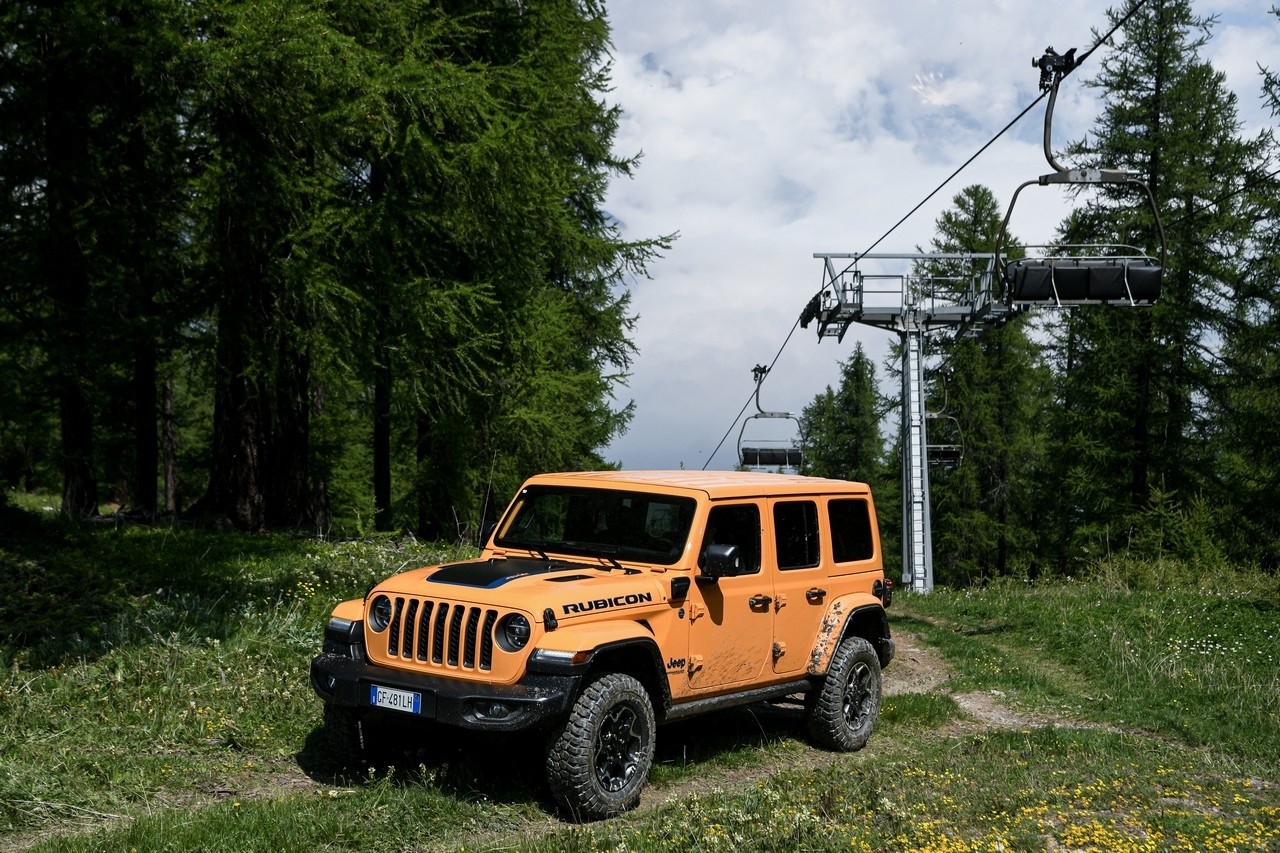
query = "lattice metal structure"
(803, 252, 1014, 593)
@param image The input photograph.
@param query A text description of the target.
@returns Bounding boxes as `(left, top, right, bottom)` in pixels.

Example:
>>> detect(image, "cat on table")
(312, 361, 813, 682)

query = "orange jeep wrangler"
(311, 470, 894, 820)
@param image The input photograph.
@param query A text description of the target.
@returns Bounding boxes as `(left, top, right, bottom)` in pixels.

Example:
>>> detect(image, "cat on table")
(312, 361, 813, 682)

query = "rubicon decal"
(562, 592, 654, 614)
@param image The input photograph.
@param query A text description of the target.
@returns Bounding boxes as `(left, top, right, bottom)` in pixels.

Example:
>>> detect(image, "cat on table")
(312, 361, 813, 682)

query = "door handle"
(749, 594, 772, 608)
(806, 587, 827, 602)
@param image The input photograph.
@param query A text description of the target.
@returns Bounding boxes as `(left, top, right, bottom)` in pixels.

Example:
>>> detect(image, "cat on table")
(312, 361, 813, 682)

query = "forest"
(0, 0, 670, 540)
(3, 1, 1280, 582)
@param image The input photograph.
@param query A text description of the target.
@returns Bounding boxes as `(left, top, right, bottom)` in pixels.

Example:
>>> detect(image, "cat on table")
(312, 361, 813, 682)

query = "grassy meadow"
(2, 499, 1278, 851)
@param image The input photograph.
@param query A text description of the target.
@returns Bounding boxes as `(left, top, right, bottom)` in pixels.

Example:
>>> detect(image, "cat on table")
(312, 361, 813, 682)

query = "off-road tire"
(324, 704, 382, 773)
(545, 673, 656, 821)
(805, 636, 881, 751)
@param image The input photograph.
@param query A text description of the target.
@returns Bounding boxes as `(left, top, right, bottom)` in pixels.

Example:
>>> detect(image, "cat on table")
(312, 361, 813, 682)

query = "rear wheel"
(545, 673, 656, 821)
(805, 636, 881, 751)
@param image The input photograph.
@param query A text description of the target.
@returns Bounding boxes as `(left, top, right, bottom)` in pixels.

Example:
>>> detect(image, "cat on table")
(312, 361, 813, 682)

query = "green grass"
(2, 505, 1278, 852)
(528, 729, 1280, 852)
(897, 571, 1280, 767)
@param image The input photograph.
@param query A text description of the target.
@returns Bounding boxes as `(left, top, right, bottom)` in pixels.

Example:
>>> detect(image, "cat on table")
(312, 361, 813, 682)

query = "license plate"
(370, 684, 422, 715)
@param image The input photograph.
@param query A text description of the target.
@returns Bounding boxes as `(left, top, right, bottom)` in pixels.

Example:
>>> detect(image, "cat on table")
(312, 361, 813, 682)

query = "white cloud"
(601, 0, 1277, 471)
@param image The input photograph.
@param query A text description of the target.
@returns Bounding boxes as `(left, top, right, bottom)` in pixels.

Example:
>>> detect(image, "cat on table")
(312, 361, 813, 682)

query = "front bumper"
(310, 652, 581, 732)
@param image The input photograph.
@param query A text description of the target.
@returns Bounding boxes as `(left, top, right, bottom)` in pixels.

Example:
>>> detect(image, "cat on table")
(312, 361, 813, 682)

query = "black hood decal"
(428, 558, 590, 589)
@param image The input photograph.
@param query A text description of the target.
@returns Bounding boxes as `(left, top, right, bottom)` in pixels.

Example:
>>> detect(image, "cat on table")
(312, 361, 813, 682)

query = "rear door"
(768, 498, 829, 675)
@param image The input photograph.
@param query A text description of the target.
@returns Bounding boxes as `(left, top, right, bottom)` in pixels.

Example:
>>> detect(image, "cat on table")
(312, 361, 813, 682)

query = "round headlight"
(368, 595, 393, 632)
(498, 613, 531, 652)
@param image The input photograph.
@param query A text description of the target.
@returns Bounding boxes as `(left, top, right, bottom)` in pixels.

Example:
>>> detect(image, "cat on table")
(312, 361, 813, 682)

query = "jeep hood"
(372, 557, 671, 622)
(427, 557, 595, 589)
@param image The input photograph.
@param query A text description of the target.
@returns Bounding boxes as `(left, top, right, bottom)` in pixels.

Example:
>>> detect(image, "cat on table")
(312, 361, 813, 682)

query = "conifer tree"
(914, 186, 1050, 583)
(0, 0, 192, 517)
(799, 343, 886, 485)
(1047, 0, 1269, 564)
(404, 0, 670, 538)
(188, 0, 369, 530)
(1211, 4, 1280, 567)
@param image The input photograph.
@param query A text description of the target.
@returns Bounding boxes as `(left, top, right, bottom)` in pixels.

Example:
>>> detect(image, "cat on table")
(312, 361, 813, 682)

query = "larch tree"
(188, 0, 369, 530)
(1046, 0, 1269, 565)
(408, 0, 672, 539)
(1210, 2, 1280, 568)
(799, 343, 887, 487)
(912, 185, 1050, 583)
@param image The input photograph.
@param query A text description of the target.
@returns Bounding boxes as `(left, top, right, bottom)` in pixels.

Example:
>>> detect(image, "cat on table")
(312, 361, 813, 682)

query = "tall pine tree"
(1046, 0, 1268, 566)
(799, 343, 887, 485)
(915, 186, 1051, 583)
(1210, 3, 1280, 568)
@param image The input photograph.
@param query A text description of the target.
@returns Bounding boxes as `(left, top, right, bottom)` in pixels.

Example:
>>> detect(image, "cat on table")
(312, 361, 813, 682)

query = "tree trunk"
(370, 157, 394, 532)
(204, 326, 267, 530)
(44, 35, 97, 519)
(416, 413, 433, 538)
(196, 108, 275, 532)
(266, 343, 311, 528)
(163, 378, 178, 513)
(311, 381, 331, 532)
(373, 356, 392, 531)
(133, 341, 159, 514)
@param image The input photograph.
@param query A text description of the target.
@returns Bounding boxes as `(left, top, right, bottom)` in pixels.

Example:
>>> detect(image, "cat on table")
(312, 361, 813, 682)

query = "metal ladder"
(901, 329, 933, 593)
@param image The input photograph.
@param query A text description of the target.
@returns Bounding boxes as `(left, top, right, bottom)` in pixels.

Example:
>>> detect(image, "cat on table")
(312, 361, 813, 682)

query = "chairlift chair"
(925, 413, 964, 469)
(737, 365, 804, 471)
(995, 46, 1166, 308)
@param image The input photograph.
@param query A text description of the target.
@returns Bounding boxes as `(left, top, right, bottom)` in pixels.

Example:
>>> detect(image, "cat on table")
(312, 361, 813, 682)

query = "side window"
(829, 498, 875, 563)
(774, 501, 820, 570)
(698, 504, 761, 574)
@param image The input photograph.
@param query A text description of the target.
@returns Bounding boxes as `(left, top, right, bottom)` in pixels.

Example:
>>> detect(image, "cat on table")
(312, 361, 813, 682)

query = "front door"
(687, 501, 773, 690)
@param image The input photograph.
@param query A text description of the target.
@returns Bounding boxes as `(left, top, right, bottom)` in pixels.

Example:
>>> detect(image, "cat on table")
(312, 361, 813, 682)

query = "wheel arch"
(807, 597, 893, 676)
(583, 641, 670, 720)
(530, 623, 670, 721)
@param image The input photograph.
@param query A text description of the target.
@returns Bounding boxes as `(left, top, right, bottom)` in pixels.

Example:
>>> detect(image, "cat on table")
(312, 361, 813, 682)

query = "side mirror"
(702, 543, 744, 580)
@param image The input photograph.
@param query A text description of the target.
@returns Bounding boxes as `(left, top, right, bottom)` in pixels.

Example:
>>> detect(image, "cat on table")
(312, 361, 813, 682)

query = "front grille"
(380, 596, 501, 672)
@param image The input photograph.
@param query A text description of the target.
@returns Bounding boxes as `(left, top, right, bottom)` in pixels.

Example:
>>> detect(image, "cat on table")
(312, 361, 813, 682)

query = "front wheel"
(805, 636, 882, 751)
(324, 704, 386, 773)
(545, 673, 656, 821)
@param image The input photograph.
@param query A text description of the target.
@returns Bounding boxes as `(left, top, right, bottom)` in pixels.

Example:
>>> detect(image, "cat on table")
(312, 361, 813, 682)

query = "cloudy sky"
(597, 0, 1279, 471)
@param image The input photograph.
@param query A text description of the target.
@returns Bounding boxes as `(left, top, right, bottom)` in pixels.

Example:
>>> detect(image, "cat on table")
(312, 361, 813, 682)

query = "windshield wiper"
(586, 545, 624, 572)
(541, 540, 632, 572)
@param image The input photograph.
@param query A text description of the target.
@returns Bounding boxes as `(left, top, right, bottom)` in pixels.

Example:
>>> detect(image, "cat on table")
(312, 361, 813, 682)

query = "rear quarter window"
(828, 498, 876, 567)
(774, 500, 820, 570)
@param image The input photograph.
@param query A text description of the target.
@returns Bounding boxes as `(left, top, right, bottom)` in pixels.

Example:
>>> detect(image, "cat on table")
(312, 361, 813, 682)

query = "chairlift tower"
(801, 47, 1165, 593)
(803, 252, 1013, 594)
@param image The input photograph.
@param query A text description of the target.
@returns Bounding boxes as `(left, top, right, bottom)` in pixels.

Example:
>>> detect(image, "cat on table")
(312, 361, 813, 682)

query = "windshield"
(495, 485, 696, 566)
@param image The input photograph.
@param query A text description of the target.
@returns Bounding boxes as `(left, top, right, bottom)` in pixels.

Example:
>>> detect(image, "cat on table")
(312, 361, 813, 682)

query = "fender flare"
(807, 595, 890, 677)
(527, 622, 670, 712)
